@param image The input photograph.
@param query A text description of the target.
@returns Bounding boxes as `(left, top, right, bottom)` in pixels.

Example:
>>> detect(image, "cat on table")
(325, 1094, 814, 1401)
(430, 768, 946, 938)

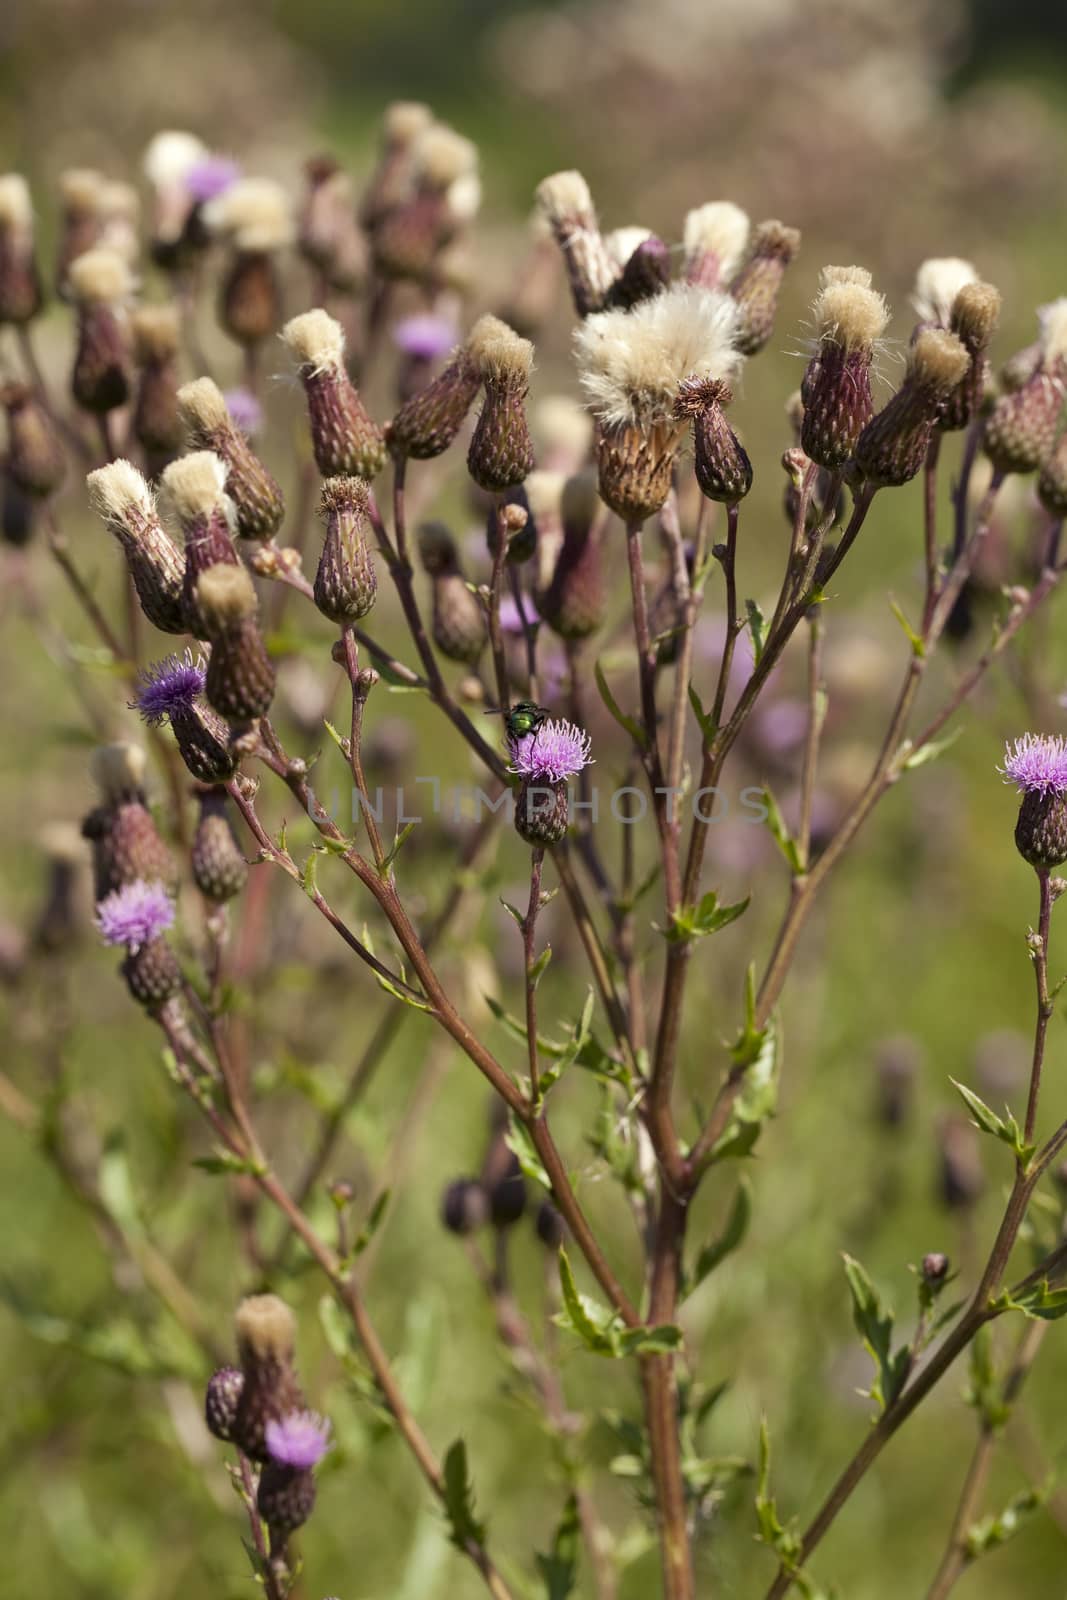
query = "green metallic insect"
(487, 701, 551, 739)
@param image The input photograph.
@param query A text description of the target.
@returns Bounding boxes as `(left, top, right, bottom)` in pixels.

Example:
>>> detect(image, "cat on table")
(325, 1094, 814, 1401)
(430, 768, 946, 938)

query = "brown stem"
(641, 1188, 693, 1600)
(522, 847, 546, 1102)
(340, 627, 386, 869)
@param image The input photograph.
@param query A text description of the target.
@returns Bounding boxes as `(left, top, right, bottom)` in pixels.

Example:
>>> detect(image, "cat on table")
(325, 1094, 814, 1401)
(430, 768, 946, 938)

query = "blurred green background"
(3, 1, 1067, 1597)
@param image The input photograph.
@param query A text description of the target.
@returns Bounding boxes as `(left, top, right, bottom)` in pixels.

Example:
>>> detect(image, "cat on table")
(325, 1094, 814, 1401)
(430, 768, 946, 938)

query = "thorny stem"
(522, 847, 546, 1102)
(763, 862, 1061, 1599)
(923, 1319, 1047, 1600)
(340, 626, 387, 869)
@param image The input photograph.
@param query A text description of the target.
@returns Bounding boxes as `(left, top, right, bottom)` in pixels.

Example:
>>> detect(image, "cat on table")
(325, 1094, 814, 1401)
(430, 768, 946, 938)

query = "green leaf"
(536, 988, 595, 1102)
(687, 1179, 752, 1296)
(191, 1148, 266, 1177)
(530, 944, 553, 986)
(754, 1418, 802, 1565)
(689, 682, 717, 743)
(965, 1484, 1047, 1560)
(594, 658, 648, 749)
(842, 1254, 910, 1413)
(556, 1247, 619, 1355)
(536, 1494, 580, 1600)
(709, 976, 781, 1162)
(745, 599, 767, 665)
(950, 1079, 1034, 1164)
(616, 1323, 684, 1357)
(97, 1136, 145, 1240)
(347, 1190, 390, 1261)
(381, 821, 417, 873)
(762, 786, 804, 875)
(996, 1278, 1067, 1322)
(902, 726, 963, 771)
(322, 718, 347, 753)
(659, 890, 750, 944)
(374, 971, 434, 1012)
(300, 850, 320, 897)
(442, 1440, 487, 1551)
(964, 1325, 1007, 1428)
(505, 1116, 552, 1192)
(889, 597, 925, 657)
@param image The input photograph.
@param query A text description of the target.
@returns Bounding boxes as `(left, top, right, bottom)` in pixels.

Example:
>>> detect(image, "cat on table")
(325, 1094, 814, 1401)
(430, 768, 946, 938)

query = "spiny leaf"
(442, 1440, 486, 1550)
(594, 658, 648, 749)
(535, 1495, 580, 1600)
(950, 1079, 1034, 1164)
(842, 1254, 910, 1413)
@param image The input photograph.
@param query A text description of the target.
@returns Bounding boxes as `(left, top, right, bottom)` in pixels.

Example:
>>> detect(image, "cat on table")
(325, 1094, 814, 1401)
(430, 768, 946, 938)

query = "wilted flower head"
(265, 1411, 332, 1470)
(508, 717, 593, 782)
(95, 879, 175, 951)
(1000, 734, 1067, 795)
(132, 650, 206, 724)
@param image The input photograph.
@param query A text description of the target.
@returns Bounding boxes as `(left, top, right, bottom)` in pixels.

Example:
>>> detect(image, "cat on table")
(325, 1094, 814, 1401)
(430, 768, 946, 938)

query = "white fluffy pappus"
(466, 314, 534, 383)
(912, 257, 978, 326)
(203, 177, 294, 253)
(177, 375, 229, 432)
(281, 308, 346, 374)
(683, 202, 750, 282)
(0, 174, 33, 233)
(90, 742, 148, 800)
(143, 130, 208, 189)
(574, 285, 742, 428)
(161, 450, 229, 523)
(605, 226, 652, 270)
(412, 124, 478, 189)
(535, 170, 596, 228)
(1038, 298, 1067, 366)
(87, 459, 155, 523)
(67, 247, 135, 305)
(813, 275, 890, 351)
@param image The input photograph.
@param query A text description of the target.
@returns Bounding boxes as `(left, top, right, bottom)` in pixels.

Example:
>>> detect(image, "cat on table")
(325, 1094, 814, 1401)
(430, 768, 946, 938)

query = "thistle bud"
(282, 309, 387, 479)
(55, 169, 104, 296)
(418, 521, 486, 663)
(299, 156, 367, 293)
(466, 315, 536, 492)
(177, 377, 285, 539)
(936, 1114, 985, 1212)
(33, 824, 87, 954)
(387, 343, 480, 460)
(537, 470, 605, 639)
(683, 202, 750, 292)
(204, 179, 294, 347)
(1, 382, 65, 498)
(487, 487, 535, 565)
(161, 452, 239, 637)
(233, 1294, 305, 1463)
(942, 281, 1001, 432)
(0, 174, 43, 325)
(130, 304, 183, 470)
(67, 248, 133, 415)
(605, 233, 671, 310)
(205, 1365, 244, 1442)
(729, 220, 801, 356)
(360, 100, 433, 231)
(440, 1176, 489, 1235)
(192, 786, 248, 902)
(1, 468, 34, 547)
(576, 285, 742, 521)
(196, 564, 276, 725)
(854, 329, 970, 487)
(535, 1199, 566, 1249)
(1038, 429, 1067, 520)
(86, 460, 186, 634)
(534, 170, 616, 317)
(985, 300, 1067, 475)
(921, 1252, 950, 1286)
(83, 743, 178, 897)
(257, 1462, 317, 1538)
(675, 376, 752, 503)
(370, 123, 477, 281)
(481, 1140, 527, 1228)
(314, 476, 377, 624)
(800, 266, 890, 470)
(122, 935, 182, 1008)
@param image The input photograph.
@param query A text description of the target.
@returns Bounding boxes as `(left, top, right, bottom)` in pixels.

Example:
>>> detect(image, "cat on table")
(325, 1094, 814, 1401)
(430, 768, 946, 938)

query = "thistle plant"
(5, 112, 1067, 1600)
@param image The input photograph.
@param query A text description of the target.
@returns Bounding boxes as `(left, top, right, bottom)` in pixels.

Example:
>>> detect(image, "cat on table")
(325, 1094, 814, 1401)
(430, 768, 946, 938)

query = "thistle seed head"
(911, 257, 978, 327)
(683, 201, 750, 291)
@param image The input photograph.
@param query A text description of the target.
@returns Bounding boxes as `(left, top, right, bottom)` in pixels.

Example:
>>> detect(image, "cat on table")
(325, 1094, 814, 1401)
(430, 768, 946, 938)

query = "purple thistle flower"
(265, 1411, 332, 1470)
(1001, 734, 1067, 796)
(499, 594, 540, 635)
(508, 717, 593, 782)
(95, 879, 175, 951)
(132, 650, 206, 725)
(223, 387, 263, 437)
(392, 313, 459, 362)
(185, 155, 241, 204)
